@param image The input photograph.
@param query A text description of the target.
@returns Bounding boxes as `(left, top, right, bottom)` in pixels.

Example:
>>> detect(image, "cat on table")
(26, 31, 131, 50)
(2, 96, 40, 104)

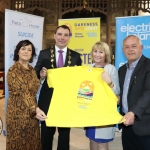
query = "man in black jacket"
(119, 35, 150, 150)
(35, 25, 82, 150)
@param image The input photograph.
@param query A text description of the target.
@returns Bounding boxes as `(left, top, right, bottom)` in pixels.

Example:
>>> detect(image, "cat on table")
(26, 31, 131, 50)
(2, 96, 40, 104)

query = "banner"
(58, 18, 100, 65)
(46, 66, 123, 127)
(115, 16, 150, 69)
(4, 9, 44, 134)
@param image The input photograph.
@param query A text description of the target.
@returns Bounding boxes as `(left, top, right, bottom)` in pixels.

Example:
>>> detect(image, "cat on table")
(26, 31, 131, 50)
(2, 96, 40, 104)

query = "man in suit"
(119, 35, 150, 150)
(35, 25, 82, 150)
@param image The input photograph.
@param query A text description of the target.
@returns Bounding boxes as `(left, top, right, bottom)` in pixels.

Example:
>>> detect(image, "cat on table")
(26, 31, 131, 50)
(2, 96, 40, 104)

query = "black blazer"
(118, 55, 150, 136)
(35, 47, 82, 115)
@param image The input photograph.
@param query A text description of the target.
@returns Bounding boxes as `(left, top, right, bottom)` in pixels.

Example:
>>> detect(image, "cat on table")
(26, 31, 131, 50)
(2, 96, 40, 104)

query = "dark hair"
(13, 40, 36, 63)
(55, 25, 70, 34)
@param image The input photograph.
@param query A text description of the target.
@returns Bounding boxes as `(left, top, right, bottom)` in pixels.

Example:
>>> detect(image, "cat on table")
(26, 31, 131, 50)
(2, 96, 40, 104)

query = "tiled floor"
(0, 90, 123, 150)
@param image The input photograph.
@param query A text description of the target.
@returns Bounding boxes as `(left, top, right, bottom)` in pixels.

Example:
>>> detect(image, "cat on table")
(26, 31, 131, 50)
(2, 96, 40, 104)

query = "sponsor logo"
(11, 17, 40, 29)
(86, 32, 97, 37)
(120, 23, 150, 40)
(18, 32, 34, 38)
(74, 22, 98, 27)
(74, 22, 98, 30)
(28, 24, 39, 29)
(75, 33, 84, 38)
(12, 20, 21, 26)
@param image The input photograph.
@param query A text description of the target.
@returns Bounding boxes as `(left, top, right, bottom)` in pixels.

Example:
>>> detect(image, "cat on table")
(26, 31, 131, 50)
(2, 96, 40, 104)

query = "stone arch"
(61, 7, 107, 16)
(59, 0, 108, 18)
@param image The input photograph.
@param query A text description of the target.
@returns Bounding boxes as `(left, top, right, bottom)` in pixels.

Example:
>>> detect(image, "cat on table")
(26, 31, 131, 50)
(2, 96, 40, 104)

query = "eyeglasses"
(124, 45, 137, 50)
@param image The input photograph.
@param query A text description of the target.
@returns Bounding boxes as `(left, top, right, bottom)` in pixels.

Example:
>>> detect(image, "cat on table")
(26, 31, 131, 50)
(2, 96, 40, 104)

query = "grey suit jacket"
(118, 55, 150, 136)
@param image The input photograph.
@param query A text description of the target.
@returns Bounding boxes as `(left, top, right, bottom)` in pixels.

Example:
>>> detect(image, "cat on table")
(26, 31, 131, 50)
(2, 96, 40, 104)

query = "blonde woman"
(85, 41, 120, 150)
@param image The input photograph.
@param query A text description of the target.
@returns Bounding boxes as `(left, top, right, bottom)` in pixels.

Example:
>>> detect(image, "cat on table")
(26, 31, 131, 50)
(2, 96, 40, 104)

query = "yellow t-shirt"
(46, 66, 123, 127)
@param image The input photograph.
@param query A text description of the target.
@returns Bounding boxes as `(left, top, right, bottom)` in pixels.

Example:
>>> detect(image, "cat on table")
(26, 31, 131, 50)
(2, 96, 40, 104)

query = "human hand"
(36, 107, 47, 121)
(40, 67, 47, 79)
(117, 95, 120, 104)
(102, 71, 112, 84)
(120, 111, 135, 126)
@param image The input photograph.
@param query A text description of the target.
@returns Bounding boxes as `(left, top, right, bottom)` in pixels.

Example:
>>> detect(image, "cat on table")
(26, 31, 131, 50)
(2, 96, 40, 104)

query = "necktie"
(58, 50, 64, 68)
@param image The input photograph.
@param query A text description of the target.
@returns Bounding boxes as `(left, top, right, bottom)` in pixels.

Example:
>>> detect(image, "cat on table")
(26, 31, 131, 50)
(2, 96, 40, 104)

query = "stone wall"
(43, 13, 58, 49)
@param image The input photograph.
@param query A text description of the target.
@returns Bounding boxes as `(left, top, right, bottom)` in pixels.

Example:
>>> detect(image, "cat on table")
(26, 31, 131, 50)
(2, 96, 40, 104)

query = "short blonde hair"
(90, 41, 111, 64)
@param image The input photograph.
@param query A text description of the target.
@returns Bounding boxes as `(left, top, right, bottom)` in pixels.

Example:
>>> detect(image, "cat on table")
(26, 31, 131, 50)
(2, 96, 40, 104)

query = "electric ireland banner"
(115, 16, 150, 69)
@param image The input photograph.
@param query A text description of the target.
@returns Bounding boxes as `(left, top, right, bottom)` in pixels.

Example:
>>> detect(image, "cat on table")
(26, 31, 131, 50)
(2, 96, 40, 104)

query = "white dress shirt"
(55, 45, 67, 67)
(40, 46, 68, 84)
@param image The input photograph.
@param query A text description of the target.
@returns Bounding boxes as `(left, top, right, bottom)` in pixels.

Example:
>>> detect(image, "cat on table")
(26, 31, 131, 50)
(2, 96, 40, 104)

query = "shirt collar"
(55, 45, 67, 53)
(126, 54, 142, 69)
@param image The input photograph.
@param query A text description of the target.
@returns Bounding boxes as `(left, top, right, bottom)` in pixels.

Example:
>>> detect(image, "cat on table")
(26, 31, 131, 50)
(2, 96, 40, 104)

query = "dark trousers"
(41, 121, 70, 150)
(122, 125, 150, 150)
